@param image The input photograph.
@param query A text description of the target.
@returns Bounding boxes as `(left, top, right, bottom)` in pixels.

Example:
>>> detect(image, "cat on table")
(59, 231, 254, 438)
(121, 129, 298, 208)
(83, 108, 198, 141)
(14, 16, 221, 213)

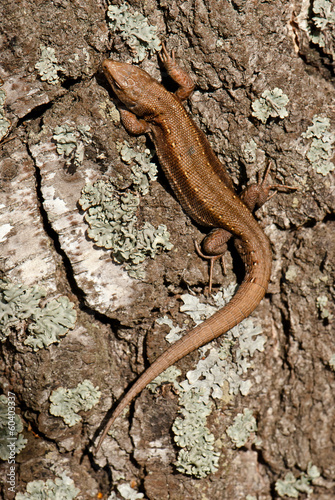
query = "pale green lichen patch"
(35, 45, 64, 85)
(0, 279, 77, 350)
(107, 4, 161, 62)
(16, 473, 80, 500)
(275, 463, 320, 498)
(148, 365, 182, 392)
(0, 87, 11, 141)
(285, 265, 298, 282)
(172, 389, 220, 478)
(79, 178, 173, 279)
(153, 284, 266, 477)
(53, 123, 92, 167)
(251, 88, 289, 124)
(301, 0, 335, 48)
(226, 408, 258, 448)
(242, 139, 257, 163)
(49, 380, 101, 427)
(316, 294, 333, 320)
(117, 141, 158, 195)
(156, 316, 184, 343)
(0, 395, 27, 460)
(301, 115, 335, 175)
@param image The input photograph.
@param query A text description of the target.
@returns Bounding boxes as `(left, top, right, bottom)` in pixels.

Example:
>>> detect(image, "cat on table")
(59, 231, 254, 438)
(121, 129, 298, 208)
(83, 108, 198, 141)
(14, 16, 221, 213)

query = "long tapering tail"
(95, 279, 267, 453)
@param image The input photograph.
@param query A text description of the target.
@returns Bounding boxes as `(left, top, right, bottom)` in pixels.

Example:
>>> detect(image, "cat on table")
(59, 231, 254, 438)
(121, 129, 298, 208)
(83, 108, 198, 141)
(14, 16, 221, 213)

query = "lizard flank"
(96, 45, 274, 452)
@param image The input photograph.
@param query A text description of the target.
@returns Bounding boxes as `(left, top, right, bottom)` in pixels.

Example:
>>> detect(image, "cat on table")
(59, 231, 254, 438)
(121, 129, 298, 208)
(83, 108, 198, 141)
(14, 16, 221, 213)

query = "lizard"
(96, 44, 284, 452)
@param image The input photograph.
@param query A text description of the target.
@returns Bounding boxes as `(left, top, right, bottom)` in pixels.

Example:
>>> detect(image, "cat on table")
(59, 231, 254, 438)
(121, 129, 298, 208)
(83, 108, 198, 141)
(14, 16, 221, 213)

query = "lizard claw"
(159, 42, 176, 69)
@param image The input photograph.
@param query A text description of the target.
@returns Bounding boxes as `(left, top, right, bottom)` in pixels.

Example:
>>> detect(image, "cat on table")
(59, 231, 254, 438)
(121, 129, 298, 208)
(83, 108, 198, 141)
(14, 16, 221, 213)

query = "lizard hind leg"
(240, 161, 297, 212)
(195, 228, 232, 293)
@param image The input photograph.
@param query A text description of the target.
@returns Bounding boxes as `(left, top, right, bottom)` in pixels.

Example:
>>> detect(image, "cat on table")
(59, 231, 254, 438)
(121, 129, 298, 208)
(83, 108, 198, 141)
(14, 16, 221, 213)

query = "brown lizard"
(96, 45, 281, 452)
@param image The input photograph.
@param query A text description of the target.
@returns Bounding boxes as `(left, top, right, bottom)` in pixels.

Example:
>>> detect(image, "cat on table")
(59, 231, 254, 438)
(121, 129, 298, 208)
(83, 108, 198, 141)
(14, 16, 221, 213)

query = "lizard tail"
(95, 278, 267, 454)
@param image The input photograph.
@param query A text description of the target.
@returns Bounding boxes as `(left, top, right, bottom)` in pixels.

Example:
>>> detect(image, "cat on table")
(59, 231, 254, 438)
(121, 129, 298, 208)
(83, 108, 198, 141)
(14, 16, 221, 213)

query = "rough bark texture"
(0, 0, 334, 499)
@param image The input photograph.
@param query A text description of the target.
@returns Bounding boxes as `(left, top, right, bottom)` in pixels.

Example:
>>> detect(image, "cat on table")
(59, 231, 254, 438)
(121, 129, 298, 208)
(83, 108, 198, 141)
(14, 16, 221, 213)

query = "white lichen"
(79, 178, 173, 279)
(275, 463, 320, 498)
(107, 4, 161, 62)
(117, 483, 144, 499)
(156, 316, 184, 343)
(0, 279, 77, 350)
(301, 115, 335, 175)
(329, 354, 335, 371)
(251, 88, 289, 124)
(0, 395, 27, 460)
(53, 123, 92, 167)
(49, 380, 101, 427)
(35, 45, 64, 85)
(16, 473, 80, 500)
(226, 408, 258, 448)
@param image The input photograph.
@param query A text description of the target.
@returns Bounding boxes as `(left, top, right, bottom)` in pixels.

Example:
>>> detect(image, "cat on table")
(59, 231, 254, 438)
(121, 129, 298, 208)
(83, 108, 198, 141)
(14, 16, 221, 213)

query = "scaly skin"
(95, 47, 272, 452)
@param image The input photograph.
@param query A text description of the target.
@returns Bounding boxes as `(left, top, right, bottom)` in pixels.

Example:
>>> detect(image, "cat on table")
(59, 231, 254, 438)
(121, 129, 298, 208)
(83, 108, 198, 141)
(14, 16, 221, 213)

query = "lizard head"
(102, 59, 159, 116)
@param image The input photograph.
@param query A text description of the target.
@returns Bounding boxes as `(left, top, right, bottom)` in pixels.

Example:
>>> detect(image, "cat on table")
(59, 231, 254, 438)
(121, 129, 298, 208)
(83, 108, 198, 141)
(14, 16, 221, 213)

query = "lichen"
(329, 354, 335, 370)
(251, 88, 289, 124)
(226, 408, 258, 448)
(49, 380, 101, 427)
(298, 0, 335, 49)
(301, 115, 335, 175)
(53, 123, 92, 167)
(0, 87, 11, 141)
(0, 395, 27, 460)
(117, 141, 158, 196)
(107, 4, 161, 62)
(172, 389, 220, 478)
(147, 365, 182, 393)
(16, 473, 80, 500)
(275, 463, 320, 498)
(107, 483, 144, 500)
(79, 178, 173, 279)
(242, 139, 257, 163)
(156, 316, 184, 343)
(152, 284, 266, 477)
(0, 279, 76, 350)
(316, 294, 333, 320)
(35, 45, 64, 85)
(285, 265, 298, 282)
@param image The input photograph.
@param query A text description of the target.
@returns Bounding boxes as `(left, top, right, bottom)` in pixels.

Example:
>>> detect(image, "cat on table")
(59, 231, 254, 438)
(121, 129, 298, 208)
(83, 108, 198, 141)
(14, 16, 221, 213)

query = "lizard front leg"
(159, 43, 195, 102)
(118, 108, 151, 135)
